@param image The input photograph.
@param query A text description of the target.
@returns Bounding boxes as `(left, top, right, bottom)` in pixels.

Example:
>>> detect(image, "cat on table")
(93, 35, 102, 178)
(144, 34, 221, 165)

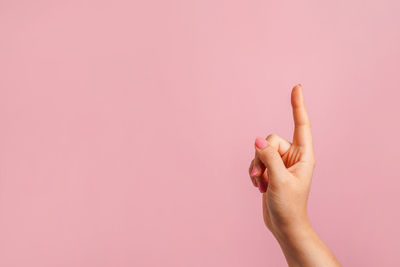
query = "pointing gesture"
(249, 84, 315, 195)
(248, 85, 341, 267)
(248, 84, 316, 229)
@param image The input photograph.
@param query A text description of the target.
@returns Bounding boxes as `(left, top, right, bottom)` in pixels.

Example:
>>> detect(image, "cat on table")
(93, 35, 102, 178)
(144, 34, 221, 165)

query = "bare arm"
(273, 219, 340, 267)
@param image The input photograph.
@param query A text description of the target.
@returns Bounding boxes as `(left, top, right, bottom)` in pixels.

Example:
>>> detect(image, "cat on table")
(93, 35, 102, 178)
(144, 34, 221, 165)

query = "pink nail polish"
(258, 180, 266, 193)
(255, 137, 268, 149)
(250, 165, 259, 177)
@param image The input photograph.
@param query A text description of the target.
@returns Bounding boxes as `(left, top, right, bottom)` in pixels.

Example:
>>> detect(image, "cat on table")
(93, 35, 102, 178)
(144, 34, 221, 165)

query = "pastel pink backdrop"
(1, 0, 399, 266)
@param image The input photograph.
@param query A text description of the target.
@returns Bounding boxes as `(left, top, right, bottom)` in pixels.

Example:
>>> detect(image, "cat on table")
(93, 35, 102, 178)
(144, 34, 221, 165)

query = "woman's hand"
(248, 84, 341, 267)
(249, 84, 315, 235)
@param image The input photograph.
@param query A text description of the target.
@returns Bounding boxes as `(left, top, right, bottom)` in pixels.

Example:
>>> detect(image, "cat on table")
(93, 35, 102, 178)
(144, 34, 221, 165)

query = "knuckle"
(266, 134, 278, 143)
(248, 160, 255, 174)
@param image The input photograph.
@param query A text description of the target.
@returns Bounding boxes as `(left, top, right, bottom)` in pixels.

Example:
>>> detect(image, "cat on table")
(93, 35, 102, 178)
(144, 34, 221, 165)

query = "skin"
(248, 84, 341, 267)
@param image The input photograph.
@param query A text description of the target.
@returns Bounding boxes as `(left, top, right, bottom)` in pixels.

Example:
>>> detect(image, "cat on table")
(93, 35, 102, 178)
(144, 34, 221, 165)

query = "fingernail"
(250, 165, 259, 177)
(255, 137, 268, 149)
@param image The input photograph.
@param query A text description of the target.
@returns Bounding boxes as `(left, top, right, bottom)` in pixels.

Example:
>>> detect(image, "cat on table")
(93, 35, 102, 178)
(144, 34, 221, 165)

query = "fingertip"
(291, 84, 304, 108)
(294, 83, 302, 90)
(255, 137, 269, 150)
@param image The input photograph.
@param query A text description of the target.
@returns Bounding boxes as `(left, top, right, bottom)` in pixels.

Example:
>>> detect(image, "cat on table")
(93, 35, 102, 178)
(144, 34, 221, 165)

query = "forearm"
(273, 222, 341, 267)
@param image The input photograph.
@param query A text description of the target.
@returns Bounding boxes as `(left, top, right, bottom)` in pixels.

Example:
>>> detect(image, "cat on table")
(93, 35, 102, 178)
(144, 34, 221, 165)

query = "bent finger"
(248, 159, 258, 187)
(266, 134, 291, 156)
(255, 137, 287, 178)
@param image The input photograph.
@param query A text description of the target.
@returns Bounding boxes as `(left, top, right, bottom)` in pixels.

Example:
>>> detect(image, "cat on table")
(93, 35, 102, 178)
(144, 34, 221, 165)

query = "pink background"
(1, 0, 400, 266)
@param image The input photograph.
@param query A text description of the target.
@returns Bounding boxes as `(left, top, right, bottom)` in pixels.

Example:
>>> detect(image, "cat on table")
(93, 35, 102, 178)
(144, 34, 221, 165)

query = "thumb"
(254, 137, 287, 178)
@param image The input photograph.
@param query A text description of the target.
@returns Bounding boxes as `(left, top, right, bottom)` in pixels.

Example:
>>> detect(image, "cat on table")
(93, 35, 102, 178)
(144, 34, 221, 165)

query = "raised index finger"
(291, 84, 312, 147)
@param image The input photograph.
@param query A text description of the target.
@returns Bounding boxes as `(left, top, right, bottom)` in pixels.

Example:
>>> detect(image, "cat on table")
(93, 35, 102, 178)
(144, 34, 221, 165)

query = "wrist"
(271, 217, 313, 245)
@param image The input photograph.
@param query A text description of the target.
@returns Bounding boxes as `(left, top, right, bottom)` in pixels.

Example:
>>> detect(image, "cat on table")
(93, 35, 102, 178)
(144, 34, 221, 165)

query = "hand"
(248, 84, 341, 267)
(248, 84, 315, 236)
